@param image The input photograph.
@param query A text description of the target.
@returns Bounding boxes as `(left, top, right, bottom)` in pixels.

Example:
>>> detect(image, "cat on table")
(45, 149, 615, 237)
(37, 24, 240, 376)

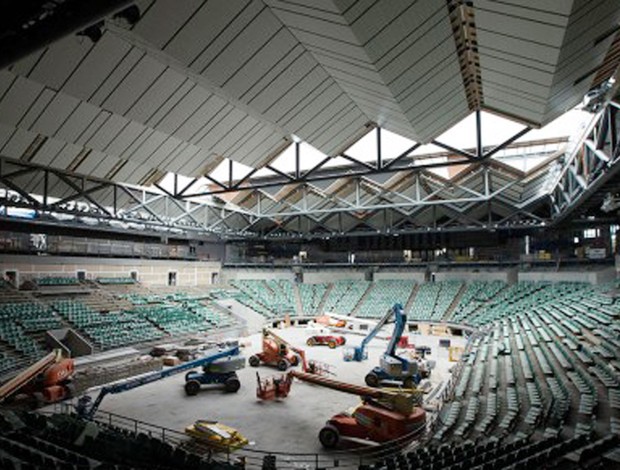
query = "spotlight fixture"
(113, 5, 141, 26)
(77, 21, 104, 43)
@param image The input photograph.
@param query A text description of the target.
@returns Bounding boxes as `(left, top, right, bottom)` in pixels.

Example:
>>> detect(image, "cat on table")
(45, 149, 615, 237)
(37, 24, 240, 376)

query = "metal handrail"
(49, 403, 430, 469)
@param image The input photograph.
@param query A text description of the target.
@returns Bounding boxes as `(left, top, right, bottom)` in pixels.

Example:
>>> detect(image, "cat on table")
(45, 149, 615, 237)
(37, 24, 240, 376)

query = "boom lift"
(0, 350, 75, 405)
(77, 346, 243, 420)
(291, 370, 425, 448)
(184, 349, 245, 396)
(346, 303, 404, 362)
(255, 371, 293, 400)
(249, 328, 302, 371)
(364, 303, 427, 388)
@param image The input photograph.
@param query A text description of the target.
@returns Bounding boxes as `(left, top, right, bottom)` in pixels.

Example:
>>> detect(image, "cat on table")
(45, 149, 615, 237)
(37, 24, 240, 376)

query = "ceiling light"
(77, 21, 104, 43)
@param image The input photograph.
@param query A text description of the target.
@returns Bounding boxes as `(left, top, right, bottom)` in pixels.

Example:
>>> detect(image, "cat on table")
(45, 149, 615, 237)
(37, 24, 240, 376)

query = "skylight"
(196, 107, 594, 186)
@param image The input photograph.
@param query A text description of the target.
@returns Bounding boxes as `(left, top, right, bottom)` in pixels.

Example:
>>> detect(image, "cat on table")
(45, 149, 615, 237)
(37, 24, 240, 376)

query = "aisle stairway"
(316, 282, 333, 313)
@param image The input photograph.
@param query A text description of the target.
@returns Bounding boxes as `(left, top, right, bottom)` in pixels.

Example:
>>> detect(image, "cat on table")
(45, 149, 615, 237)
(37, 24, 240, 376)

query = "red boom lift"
(255, 372, 293, 400)
(291, 370, 426, 448)
(0, 350, 75, 405)
(249, 328, 330, 374)
(248, 328, 301, 371)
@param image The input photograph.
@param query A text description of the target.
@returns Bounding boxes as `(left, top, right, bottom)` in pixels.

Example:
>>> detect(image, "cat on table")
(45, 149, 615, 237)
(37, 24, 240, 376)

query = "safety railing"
(50, 403, 431, 470)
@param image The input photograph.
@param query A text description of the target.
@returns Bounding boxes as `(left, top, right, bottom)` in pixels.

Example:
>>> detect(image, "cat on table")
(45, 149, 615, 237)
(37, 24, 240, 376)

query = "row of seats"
(357, 280, 416, 318)
(52, 300, 164, 349)
(0, 351, 17, 376)
(425, 279, 620, 469)
(298, 282, 328, 315)
(450, 280, 507, 323)
(375, 434, 569, 470)
(135, 305, 206, 335)
(134, 302, 236, 335)
(229, 290, 278, 319)
(0, 410, 225, 470)
(230, 280, 296, 317)
(409, 281, 463, 321)
(116, 293, 163, 305)
(0, 302, 62, 333)
(35, 277, 79, 286)
(0, 322, 42, 358)
(190, 303, 236, 329)
(323, 280, 370, 314)
(96, 277, 136, 285)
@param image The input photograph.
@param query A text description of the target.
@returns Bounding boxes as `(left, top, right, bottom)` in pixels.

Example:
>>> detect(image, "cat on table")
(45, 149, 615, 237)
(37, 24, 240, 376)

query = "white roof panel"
(27, 35, 94, 90)
(63, 33, 133, 102)
(0, 76, 43, 127)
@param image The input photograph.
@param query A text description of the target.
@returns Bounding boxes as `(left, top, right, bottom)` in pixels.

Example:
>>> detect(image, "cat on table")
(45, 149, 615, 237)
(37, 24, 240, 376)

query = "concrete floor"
(77, 326, 466, 455)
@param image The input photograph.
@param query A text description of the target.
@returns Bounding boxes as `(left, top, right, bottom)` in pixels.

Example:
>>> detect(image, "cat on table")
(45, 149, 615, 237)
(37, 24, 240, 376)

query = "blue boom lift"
(77, 346, 244, 420)
(348, 303, 403, 362)
(362, 304, 422, 388)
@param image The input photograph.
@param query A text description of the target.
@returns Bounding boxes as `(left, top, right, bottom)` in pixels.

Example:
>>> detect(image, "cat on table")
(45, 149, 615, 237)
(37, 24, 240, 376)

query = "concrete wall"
(434, 270, 513, 282)
(518, 266, 616, 285)
(374, 271, 426, 282)
(598, 266, 617, 284)
(0, 254, 221, 287)
(303, 270, 366, 283)
(221, 268, 295, 283)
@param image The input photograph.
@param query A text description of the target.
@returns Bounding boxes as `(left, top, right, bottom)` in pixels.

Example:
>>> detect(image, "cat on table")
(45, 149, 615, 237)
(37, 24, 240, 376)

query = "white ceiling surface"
(265, 0, 470, 143)
(476, 0, 620, 125)
(0, 0, 617, 195)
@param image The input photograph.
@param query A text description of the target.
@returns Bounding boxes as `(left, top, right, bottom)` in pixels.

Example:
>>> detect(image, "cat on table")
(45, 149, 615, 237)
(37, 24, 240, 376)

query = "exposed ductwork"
(0, 0, 134, 70)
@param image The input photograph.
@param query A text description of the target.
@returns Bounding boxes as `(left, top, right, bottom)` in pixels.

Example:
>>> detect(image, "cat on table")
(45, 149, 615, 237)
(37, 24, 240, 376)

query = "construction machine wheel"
(403, 377, 415, 389)
(306, 338, 316, 346)
(184, 380, 201, 396)
(319, 425, 340, 449)
(341, 337, 346, 345)
(31, 392, 45, 409)
(249, 355, 260, 367)
(277, 359, 290, 371)
(224, 376, 241, 393)
(328, 340, 337, 349)
(64, 382, 76, 398)
(365, 372, 379, 387)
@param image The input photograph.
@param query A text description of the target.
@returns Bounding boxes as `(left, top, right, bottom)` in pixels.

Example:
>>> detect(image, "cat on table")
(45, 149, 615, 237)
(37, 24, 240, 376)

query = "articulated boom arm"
(385, 304, 406, 358)
(290, 370, 417, 414)
(291, 370, 397, 399)
(358, 303, 403, 358)
(84, 346, 240, 419)
(263, 328, 308, 371)
(0, 351, 60, 401)
(263, 328, 288, 348)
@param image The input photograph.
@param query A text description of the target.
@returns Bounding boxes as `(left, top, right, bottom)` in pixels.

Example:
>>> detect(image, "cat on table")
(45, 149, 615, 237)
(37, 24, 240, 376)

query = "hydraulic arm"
(350, 303, 404, 361)
(79, 346, 241, 419)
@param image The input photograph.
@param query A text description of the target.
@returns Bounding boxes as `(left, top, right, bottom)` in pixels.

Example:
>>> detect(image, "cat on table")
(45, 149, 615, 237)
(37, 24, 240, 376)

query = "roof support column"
(476, 110, 482, 158)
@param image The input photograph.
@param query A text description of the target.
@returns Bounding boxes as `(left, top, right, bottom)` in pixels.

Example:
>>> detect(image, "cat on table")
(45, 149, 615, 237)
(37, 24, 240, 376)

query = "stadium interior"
(2, 1, 620, 469)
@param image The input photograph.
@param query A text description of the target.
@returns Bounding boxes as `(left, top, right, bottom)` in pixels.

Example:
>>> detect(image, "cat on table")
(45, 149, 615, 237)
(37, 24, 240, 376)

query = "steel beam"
(550, 101, 620, 224)
(0, 155, 258, 237)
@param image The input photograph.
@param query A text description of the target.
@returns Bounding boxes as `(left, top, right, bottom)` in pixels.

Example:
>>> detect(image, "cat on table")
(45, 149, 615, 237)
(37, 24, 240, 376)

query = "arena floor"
(74, 327, 467, 456)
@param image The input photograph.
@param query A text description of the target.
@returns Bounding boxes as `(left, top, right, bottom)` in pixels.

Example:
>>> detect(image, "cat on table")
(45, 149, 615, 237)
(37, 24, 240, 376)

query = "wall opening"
(130, 271, 138, 281)
(4, 270, 18, 288)
(168, 271, 177, 286)
(77, 271, 86, 282)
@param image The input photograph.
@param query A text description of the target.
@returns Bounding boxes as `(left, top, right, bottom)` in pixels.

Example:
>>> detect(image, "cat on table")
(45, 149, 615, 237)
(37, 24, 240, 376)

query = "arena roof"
(0, 0, 619, 239)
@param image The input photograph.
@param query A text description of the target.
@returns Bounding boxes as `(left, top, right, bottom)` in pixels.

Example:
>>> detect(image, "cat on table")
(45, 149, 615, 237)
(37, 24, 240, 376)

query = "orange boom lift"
(0, 350, 75, 405)
(291, 370, 426, 448)
(248, 328, 324, 372)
